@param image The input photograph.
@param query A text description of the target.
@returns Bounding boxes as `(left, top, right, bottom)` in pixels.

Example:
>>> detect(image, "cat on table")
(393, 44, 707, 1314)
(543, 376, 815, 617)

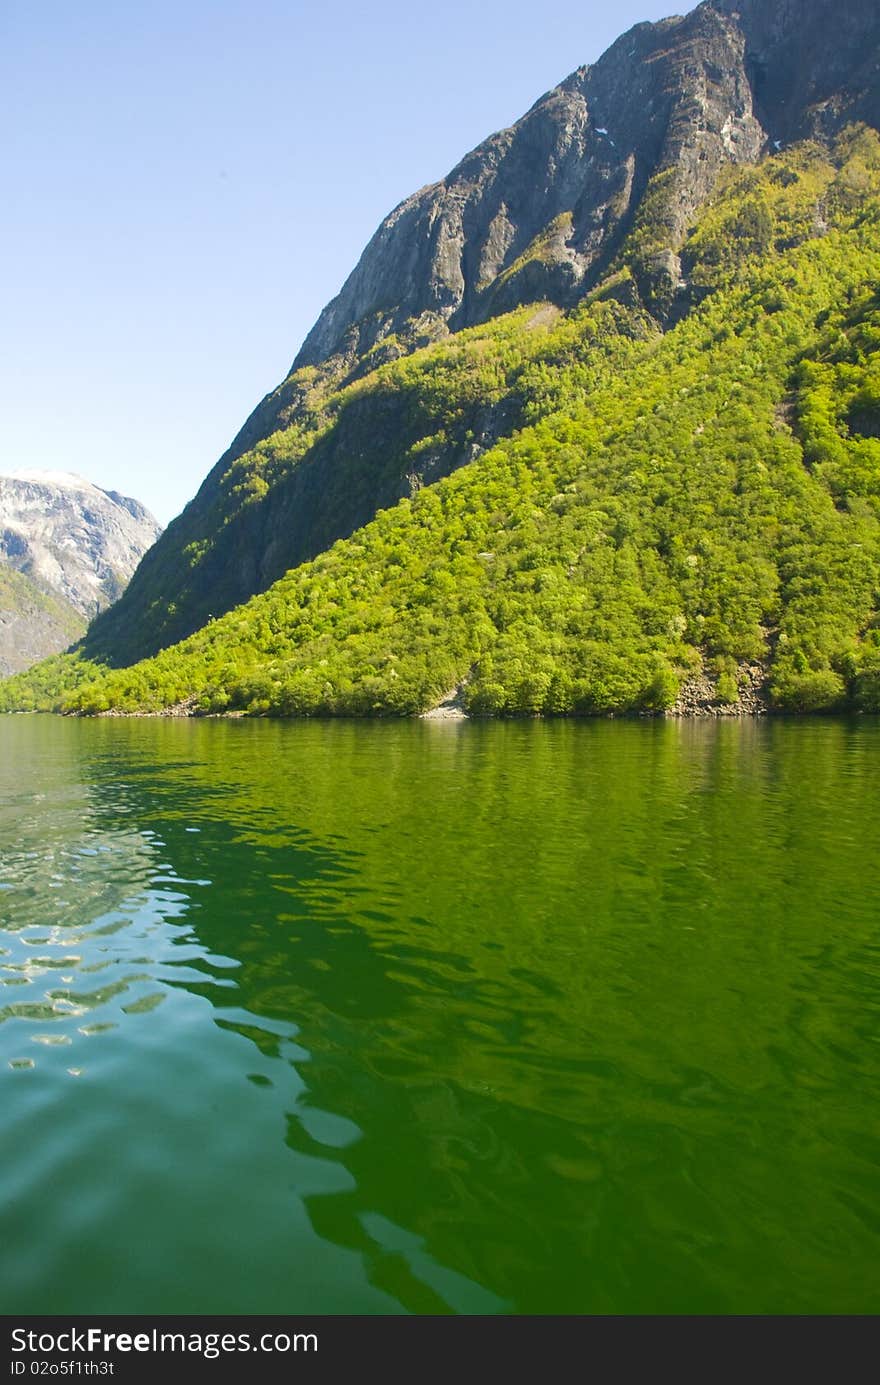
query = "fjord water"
(1, 717, 878, 1315)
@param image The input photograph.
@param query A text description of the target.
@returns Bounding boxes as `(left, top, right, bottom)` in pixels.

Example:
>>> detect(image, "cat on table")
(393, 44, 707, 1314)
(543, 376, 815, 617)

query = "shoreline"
(5, 669, 873, 722)
(4, 703, 877, 721)
(12, 703, 868, 722)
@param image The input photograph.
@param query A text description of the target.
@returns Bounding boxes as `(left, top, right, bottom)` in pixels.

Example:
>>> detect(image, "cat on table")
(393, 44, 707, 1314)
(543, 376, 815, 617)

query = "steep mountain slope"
(5, 130, 880, 717)
(79, 0, 880, 669)
(0, 472, 161, 673)
(0, 566, 84, 677)
(293, 0, 876, 372)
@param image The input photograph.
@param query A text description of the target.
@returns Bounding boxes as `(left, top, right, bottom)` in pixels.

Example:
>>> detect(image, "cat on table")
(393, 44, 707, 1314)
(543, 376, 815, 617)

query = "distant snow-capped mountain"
(0, 470, 161, 675)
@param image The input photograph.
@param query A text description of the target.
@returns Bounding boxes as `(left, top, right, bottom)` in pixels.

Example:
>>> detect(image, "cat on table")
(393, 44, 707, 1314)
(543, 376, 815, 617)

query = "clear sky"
(1, 0, 694, 526)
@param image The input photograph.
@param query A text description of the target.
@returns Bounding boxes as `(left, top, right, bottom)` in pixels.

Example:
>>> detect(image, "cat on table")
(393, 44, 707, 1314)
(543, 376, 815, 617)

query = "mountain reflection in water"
(2, 716, 879, 1314)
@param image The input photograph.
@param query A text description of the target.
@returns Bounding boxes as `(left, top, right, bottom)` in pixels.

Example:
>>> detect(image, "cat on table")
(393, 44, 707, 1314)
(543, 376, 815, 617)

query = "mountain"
(0, 472, 161, 674)
(294, 0, 877, 371)
(0, 566, 85, 679)
(75, 0, 880, 671)
(2, 0, 879, 716)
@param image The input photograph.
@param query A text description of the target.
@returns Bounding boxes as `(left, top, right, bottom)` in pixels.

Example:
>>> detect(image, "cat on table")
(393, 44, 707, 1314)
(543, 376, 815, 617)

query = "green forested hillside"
(3, 132, 880, 717)
(0, 567, 85, 677)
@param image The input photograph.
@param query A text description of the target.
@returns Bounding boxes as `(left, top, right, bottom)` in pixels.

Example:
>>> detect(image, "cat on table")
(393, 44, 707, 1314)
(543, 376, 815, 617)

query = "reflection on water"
(1, 715, 879, 1313)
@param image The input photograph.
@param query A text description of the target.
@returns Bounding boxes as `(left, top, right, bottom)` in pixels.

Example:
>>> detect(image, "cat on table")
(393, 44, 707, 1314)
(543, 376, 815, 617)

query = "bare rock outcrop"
(0, 471, 161, 672)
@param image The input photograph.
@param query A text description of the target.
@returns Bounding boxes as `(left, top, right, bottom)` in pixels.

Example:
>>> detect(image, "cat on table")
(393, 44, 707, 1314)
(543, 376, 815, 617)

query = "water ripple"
(1, 716, 879, 1315)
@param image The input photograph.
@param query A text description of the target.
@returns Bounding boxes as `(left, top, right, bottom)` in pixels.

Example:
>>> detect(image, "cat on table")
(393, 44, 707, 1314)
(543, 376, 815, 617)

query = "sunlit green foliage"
(3, 130, 880, 718)
(0, 568, 83, 640)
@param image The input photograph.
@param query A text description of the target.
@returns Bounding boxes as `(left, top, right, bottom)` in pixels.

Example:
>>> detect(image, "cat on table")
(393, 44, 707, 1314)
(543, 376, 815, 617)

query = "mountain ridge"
(293, 0, 880, 375)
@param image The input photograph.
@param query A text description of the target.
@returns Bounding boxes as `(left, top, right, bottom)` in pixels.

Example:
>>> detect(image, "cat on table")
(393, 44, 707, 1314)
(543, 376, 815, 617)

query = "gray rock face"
(713, 0, 880, 143)
(0, 471, 161, 670)
(292, 0, 876, 374)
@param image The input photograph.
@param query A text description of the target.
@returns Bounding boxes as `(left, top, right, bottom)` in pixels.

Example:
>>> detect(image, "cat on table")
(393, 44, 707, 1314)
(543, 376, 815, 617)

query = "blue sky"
(1, 0, 693, 525)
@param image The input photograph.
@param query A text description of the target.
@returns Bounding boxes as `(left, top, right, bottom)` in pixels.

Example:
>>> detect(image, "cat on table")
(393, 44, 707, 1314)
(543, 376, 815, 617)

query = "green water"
(1, 716, 878, 1315)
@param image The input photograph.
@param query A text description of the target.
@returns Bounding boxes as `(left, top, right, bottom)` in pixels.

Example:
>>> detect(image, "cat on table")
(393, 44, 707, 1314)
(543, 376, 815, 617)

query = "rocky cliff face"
(81, 0, 880, 666)
(0, 471, 161, 672)
(206, 0, 880, 480)
(291, 0, 878, 374)
(714, 0, 880, 142)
